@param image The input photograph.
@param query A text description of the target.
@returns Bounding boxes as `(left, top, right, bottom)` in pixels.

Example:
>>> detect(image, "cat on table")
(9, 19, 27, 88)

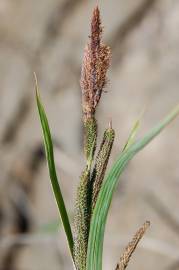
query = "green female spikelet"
(91, 123, 115, 210)
(73, 167, 91, 270)
(84, 117, 97, 164)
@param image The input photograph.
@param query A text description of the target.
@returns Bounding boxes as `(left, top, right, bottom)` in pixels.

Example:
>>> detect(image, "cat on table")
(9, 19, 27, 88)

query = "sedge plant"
(35, 6, 179, 270)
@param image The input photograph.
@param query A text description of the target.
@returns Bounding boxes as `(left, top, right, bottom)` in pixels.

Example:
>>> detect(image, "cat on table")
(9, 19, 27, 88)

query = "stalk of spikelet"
(91, 121, 115, 211)
(115, 221, 150, 270)
(73, 6, 111, 270)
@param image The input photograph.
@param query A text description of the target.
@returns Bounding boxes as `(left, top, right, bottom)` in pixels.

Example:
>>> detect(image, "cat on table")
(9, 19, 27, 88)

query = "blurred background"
(0, 0, 179, 269)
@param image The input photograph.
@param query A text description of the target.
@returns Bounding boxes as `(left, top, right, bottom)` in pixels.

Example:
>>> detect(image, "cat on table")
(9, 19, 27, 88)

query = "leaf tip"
(33, 72, 40, 100)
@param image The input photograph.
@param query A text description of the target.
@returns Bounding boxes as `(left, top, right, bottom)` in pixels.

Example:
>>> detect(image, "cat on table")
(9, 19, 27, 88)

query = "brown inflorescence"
(116, 221, 150, 270)
(80, 6, 111, 122)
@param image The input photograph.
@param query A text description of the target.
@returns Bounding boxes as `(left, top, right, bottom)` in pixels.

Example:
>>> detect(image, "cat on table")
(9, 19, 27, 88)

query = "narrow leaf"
(87, 105, 179, 270)
(123, 109, 145, 152)
(35, 74, 74, 258)
(123, 118, 140, 152)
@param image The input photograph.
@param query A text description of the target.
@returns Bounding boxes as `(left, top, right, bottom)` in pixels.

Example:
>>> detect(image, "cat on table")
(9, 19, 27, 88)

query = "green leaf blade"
(123, 118, 140, 152)
(35, 77, 74, 258)
(87, 105, 179, 270)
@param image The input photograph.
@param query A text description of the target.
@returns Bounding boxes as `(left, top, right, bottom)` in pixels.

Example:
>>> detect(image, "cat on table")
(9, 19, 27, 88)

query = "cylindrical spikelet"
(91, 126, 115, 210)
(115, 221, 150, 270)
(73, 167, 91, 270)
(84, 117, 97, 164)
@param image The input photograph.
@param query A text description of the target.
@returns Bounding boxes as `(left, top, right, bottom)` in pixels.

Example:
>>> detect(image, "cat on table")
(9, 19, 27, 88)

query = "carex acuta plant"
(35, 6, 179, 270)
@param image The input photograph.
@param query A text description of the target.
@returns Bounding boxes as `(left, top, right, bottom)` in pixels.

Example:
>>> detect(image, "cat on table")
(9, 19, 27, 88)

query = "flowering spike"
(74, 6, 112, 269)
(115, 221, 150, 270)
(81, 6, 111, 122)
(73, 168, 91, 270)
(91, 126, 115, 210)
